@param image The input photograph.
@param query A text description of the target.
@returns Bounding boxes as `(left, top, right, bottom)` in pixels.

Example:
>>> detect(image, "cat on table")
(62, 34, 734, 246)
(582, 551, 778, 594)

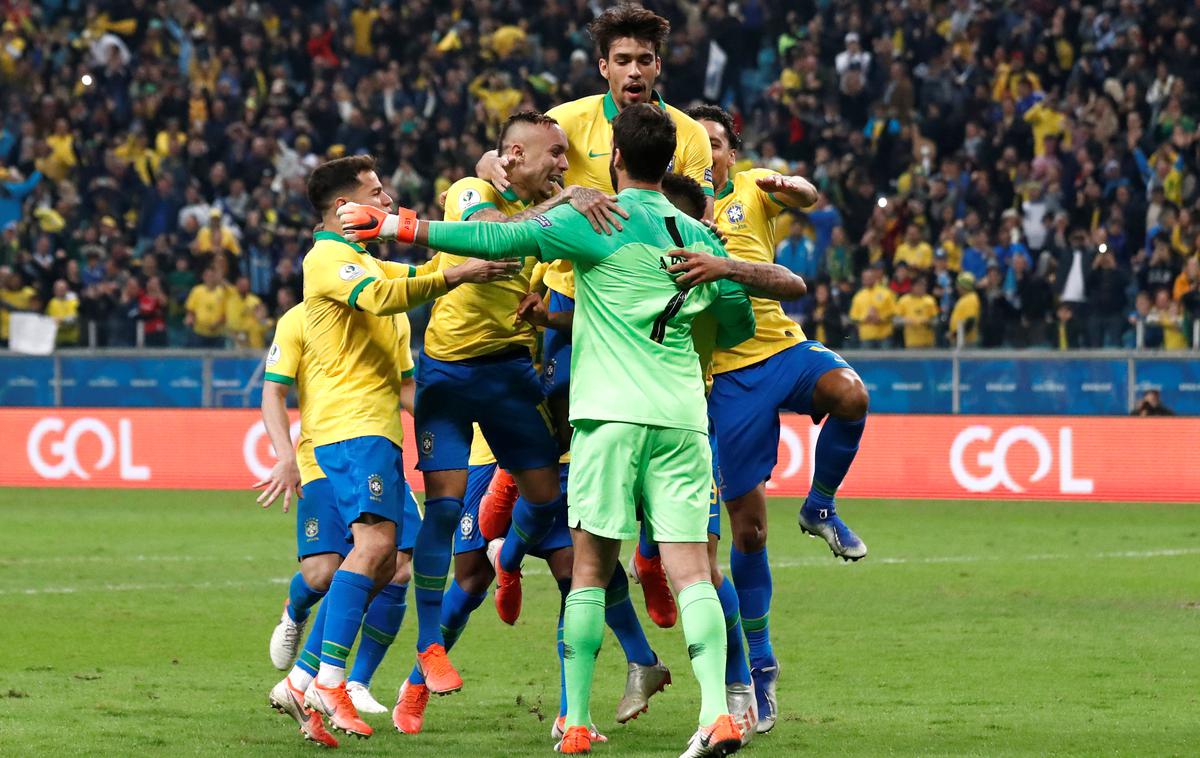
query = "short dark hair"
(685, 104, 740, 150)
(588, 4, 670, 58)
(306, 155, 376, 213)
(612, 103, 676, 183)
(661, 174, 706, 220)
(497, 110, 560, 153)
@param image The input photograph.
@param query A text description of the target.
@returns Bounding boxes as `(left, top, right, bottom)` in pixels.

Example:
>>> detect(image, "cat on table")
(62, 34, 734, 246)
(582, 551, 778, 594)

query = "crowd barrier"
(2, 350, 1197, 415)
(2, 409, 1195, 502)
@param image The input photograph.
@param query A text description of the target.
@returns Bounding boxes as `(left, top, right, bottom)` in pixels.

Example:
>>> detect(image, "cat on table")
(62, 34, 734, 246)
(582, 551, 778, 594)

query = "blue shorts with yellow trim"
(415, 348, 558, 473)
(707, 423, 722, 538)
(455, 462, 572, 557)
(541, 291, 574, 399)
(297, 476, 421, 558)
(708, 341, 850, 501)
(314, 436, 417, 546)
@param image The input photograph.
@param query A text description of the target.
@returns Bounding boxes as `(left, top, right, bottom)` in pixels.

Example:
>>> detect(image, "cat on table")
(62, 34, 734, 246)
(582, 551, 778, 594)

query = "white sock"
(315, 663, 346, 688)
(287, 666, 314, 693)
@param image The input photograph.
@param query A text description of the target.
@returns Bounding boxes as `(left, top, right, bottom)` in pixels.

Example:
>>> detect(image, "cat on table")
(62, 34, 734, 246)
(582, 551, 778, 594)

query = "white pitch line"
(4, 547, 1199, 596)
(0, 554, 264, 566)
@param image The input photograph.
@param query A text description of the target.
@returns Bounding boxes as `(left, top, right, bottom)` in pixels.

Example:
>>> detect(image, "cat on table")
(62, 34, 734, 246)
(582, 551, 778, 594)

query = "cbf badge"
(304, 517, 319, 541)
(420, 431, 435, 457)
(459, 513, 474, 538)
(367, 474, 384, 500)
(726, 202, 746, 224)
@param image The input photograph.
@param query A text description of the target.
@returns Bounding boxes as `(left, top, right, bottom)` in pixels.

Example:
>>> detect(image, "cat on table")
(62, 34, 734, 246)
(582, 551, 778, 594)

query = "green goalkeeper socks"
(679, 580, 729, 725)
(563, 587, 606, 728)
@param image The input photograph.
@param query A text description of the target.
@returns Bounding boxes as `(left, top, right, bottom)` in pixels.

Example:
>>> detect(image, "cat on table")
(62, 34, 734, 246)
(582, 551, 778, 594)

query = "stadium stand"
(0, 0, 1198, 350)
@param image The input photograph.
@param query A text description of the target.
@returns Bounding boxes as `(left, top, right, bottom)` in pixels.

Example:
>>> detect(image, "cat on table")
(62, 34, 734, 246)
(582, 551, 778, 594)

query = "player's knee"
(300, 557, 337, 593)
(829, 371, 869, 421)
(513, 465, 561, 504)
(392, 552, 412, 585)
(454, 550, 494, 593)
(732, 524, 767, 553)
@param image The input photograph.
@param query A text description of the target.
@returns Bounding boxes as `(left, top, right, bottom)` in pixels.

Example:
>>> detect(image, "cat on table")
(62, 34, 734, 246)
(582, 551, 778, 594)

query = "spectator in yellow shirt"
(45, 279, 80, 346)
(850, 264, 897, 348)
(894, 224, 933, 271)
(0, 270, 36, 344)
(349, 0, 378, 57)
(225, 275, 268, 349)
(194, 209, 242, 256)
(468, 71, 525, 140)
(184, 266, 229, 348)
(1173, 256, 1199, 303)
(949, 272, 981, 346)
(896, 276, 939, 348)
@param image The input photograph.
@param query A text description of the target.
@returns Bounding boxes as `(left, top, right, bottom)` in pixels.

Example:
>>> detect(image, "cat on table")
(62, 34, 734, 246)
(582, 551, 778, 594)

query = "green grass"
(0, 489, 1197, 756)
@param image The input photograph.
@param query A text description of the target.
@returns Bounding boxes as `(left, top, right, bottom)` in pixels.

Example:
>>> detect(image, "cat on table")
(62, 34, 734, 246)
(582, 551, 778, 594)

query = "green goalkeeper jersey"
(425, 187, 756, 433)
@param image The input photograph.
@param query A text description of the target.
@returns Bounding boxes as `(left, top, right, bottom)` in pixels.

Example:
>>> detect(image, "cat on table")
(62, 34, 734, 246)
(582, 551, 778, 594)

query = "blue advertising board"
(59, 356, 204, 407)
(1134, 359, 1200, 415)
(957, 358, 1128, 415)
(852, 358, 953, 413)
(0, 356, 54, 406)
(212, 357, 264, 407)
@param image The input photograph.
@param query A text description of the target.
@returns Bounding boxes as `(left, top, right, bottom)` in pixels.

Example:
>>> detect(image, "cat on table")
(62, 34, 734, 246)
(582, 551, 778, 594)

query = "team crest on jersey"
(545, 358, 557, 381)
(265, 343, 281, 366)
(304, 517, 319, 540)
(725, 203, 746, 225)
(458, 188, 481, 208)
(367, 474, 384, 499)
(420, 431, 434, 457)
(459, 513, 474, 538)
(339, 263, 366, 281)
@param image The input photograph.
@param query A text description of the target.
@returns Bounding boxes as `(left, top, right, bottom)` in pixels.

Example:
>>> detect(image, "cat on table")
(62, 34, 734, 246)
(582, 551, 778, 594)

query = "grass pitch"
(0, 489, 1196, 757)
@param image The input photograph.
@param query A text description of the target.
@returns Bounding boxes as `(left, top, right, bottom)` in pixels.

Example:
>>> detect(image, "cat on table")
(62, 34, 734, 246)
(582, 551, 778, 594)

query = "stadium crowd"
(1, 0, 1199, 350)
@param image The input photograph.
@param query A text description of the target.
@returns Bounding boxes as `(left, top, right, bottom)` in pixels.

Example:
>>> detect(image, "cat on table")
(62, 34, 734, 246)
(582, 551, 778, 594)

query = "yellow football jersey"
(710, 169, 806, 375)
(850, 283, 897, 342)
(184, 283, 228, 338)
(302, 230, 445, 448)
(543, 91, 714, 297)
(266, 305, 416, 484)
(896, 293, 939, 348)
(424, 177, 539, 361)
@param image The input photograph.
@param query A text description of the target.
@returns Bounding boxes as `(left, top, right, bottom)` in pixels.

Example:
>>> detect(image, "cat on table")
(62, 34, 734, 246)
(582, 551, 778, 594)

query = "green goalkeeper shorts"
(567, 419, 711, 543)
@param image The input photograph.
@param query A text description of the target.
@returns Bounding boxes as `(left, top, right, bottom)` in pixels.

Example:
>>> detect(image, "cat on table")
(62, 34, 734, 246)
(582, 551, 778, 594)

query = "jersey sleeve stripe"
(263, 371, 295, 385)
(767, 192, 788, 208)
(347, 276, 378, 310)
(401, 367, 415, 378)
(702, 186, 715, 197)
(460, 202, 497, 221)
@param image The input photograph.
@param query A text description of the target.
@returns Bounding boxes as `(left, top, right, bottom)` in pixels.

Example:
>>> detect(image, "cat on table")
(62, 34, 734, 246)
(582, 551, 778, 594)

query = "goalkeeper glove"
(337, 203, 419, 243)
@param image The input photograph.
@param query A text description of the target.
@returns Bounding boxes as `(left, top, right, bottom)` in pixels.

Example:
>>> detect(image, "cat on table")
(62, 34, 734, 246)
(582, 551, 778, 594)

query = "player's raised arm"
(754, 173, 819, 209)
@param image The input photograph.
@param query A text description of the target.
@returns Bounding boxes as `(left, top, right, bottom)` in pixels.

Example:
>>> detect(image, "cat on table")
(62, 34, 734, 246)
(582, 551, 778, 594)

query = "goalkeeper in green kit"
(339, 103, 755, 757)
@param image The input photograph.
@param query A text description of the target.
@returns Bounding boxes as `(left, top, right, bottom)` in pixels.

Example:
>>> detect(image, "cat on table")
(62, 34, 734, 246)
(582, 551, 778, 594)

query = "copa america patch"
(304, 517, 319, 540)
(367, 473, 384, 499)
(420, 431, 435, 456)
(339, 263, 366, 281)
(545, 357, 557, 381)
(459, 513, 474, 538)
(265, 343, 281, 366)
(459, 188, 481, 208)
(704, 167, 713, 184)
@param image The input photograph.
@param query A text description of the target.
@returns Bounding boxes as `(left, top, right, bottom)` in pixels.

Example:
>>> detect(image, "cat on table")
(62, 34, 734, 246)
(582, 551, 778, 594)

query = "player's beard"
(608, 153, 619, 194)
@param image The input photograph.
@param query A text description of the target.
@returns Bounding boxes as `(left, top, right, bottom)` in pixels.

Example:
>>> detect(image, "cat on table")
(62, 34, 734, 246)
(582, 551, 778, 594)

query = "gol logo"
(27, 417, 150, 481)
(949, 425, 1093, 494)
(243, 419, 303, 481)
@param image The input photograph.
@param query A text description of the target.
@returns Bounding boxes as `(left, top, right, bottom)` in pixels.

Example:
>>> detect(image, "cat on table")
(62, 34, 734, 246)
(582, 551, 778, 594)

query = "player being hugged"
(339, 103, 757, 757)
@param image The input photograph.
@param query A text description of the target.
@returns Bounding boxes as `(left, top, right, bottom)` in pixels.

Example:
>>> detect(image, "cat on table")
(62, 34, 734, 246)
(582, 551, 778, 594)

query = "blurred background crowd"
(1, 0, 1199, 350)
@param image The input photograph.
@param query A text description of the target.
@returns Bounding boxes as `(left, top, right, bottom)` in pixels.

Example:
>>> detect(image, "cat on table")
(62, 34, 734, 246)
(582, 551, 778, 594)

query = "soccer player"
(339, 103, 755, 757)
(257, 302, 422, 743)
(476, 4, 717, 631)
(404, 112, 632, 713)
(682, 105, 872, 733)
(394, 427, 650, 743)
(262, 155, 518, 738)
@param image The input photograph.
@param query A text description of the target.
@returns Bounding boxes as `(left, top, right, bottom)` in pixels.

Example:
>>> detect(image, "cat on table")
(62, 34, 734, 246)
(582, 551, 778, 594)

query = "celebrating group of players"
(252, 6, 870, 756)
